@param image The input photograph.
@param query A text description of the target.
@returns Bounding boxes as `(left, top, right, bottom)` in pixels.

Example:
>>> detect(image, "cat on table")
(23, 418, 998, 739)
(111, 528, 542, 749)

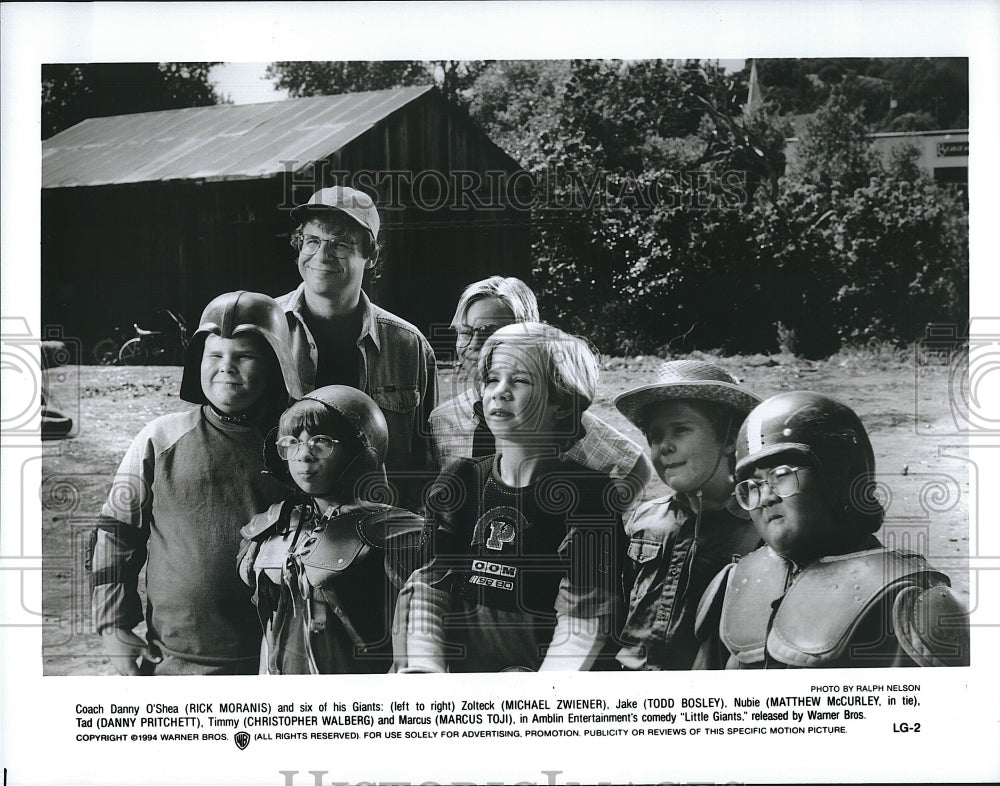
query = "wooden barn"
(41, 86, 532, 361)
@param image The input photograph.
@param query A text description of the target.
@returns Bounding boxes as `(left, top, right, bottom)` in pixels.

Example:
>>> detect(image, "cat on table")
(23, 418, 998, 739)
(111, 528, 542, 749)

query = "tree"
(752, 59, 827, 115)
(265, 61, 429, 97)
(793, 91, 879, 195)
(469, 60, 783, 353)
(760, 89, 968, 356)
(512, 60, 967, 357)
(691, 76, 791, 205)
(748, 57, 968, 131)
(467, 60, 572, 166)
(553, 59, 730, 172)
(265, 60, 491, 109)
(469, 59, 733, 172)
(888, 111, 938, 132)
(42, 62, 222, 139)
(876, 57, 968, 128)
(431, 60, 493, 109)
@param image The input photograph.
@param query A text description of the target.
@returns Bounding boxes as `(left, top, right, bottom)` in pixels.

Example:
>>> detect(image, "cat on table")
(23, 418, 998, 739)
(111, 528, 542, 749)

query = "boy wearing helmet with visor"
(238, 386, 426, 674)
(694, 391, 970, 669)
(92, 291, 302, 675)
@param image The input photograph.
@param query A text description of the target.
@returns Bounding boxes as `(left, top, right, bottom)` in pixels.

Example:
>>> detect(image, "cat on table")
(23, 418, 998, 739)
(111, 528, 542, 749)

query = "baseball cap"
(290, 186, 380, 238)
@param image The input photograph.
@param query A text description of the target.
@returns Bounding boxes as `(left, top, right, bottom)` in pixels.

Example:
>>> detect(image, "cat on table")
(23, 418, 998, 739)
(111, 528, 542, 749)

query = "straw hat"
(614, 359, 762, 430)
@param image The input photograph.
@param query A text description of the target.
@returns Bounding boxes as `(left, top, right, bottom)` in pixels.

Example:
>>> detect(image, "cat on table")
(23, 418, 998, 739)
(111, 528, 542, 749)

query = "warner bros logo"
(234, 731, 250, 750)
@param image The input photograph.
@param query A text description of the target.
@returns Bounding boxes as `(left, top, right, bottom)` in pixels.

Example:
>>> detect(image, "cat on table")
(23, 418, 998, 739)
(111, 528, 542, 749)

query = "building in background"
(42, 86, 531, 360)
(785, 128, 969, 189)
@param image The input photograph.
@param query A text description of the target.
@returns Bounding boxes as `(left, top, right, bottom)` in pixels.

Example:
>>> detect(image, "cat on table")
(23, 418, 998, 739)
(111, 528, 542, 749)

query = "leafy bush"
(469, 62, 968, 358)
(761, 104, 968, 355)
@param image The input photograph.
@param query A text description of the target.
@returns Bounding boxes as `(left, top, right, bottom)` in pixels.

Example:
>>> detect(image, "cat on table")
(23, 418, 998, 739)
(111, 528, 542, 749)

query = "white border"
(4, 2, 999, 784)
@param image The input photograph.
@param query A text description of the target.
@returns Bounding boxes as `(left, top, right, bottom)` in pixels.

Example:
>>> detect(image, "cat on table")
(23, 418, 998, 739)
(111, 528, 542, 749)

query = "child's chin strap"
(209, 397, 273, 430)
(681, 417, 736, 599)
(691, 430, 732, 505)
(210, 404, 250, 424)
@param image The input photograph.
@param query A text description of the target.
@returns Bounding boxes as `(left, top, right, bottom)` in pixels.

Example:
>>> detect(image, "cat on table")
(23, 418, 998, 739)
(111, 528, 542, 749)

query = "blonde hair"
(478, 322, 599, 445)
(451, 276, 539, 329)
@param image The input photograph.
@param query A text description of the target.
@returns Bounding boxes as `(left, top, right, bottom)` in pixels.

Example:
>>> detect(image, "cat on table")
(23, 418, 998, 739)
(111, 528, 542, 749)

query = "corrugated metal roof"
(42, 86, 435, 189)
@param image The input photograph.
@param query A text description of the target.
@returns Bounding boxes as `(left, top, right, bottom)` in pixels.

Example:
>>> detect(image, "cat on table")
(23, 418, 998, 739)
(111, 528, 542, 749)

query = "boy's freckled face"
(200, 333, 270, 414)
(482, 346, 560, 441)
(746, 461, 838, 562)
(645, 401, 727, 494)
(285, 430, 352, 498)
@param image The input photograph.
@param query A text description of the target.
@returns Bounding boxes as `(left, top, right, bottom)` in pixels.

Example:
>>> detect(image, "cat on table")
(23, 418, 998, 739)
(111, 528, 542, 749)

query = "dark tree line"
(265, 60, 492, 110)
(457, 59, 967, 356)
(746, 58, 968, 131)
(42, 62, 222, 139)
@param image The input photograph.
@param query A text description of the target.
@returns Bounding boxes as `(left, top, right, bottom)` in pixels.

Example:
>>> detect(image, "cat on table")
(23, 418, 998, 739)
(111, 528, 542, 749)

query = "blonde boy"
(395, 323, 627, 672)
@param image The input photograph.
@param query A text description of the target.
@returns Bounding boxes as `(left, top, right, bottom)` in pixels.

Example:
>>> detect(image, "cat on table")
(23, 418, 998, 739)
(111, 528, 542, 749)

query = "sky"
(209, 59, 748, 105)
(209, 62, 288, 104)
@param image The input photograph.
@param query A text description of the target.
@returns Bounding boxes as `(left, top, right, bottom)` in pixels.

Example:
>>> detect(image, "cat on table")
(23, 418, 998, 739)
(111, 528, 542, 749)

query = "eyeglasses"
(291, 233, 357, 258)
(456, 324, 502, 346)
(275, 434, 341, 460)
(734, 465, 805, 510)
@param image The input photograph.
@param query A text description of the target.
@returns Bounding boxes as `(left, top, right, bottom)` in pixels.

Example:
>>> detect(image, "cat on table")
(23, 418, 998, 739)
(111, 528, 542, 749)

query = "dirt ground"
(39, 351, 969, 675)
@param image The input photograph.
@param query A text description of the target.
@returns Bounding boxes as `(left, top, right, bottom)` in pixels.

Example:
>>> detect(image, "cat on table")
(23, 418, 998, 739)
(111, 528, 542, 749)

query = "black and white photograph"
(2, 2, 999, 784)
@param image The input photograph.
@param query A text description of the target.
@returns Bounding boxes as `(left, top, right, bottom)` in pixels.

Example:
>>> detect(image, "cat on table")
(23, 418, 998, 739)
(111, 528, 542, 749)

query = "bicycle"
(91, 327, 129, 365)
(117, 309, 189, 366)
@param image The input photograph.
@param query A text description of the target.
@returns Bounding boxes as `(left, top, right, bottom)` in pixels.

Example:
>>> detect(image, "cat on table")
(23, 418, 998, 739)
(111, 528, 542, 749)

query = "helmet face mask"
(736, 391, 884, 543)
(180, 291, 303, 410)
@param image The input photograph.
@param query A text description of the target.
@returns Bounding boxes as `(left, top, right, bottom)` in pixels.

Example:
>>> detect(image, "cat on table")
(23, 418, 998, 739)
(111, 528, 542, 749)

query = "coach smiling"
(276, 186, 437, 510)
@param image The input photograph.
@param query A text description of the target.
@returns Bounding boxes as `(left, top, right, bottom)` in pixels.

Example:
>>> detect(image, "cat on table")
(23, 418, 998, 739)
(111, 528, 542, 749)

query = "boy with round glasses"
(694, 390, 970, 669)
(238, 385, 426, 674)
(277, 186, 437, 512)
